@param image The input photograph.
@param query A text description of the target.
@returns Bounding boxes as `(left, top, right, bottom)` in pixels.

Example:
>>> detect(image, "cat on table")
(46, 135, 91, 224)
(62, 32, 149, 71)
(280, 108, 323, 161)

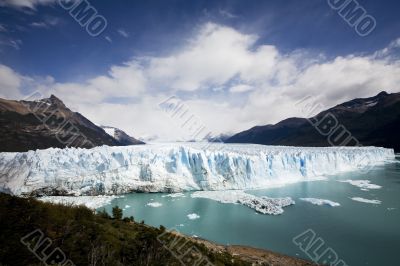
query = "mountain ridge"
(0, 95, 144, 152)
(101, 125, 145, 145)
(226, 91, 400, 151)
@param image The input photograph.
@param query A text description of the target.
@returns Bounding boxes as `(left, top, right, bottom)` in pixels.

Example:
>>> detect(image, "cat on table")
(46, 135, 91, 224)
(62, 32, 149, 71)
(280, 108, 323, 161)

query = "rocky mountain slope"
(0, 95, 143, 152)
(226, 91, 400, 151)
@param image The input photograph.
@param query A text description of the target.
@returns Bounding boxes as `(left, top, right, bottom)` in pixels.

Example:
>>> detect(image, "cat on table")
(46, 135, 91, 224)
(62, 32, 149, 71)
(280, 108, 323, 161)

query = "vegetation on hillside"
(0, 193, 248, 266)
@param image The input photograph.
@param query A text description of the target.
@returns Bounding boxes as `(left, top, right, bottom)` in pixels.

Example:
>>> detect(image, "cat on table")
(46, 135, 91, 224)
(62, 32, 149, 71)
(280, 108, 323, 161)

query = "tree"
(97, 208, 110, 219)
(112, 206, 123, 220)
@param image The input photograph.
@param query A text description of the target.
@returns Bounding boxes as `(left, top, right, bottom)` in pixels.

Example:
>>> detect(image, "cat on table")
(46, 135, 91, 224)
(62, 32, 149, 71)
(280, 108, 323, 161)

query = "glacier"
(0, 143, 395, 196)
(37, 195, 119, 209)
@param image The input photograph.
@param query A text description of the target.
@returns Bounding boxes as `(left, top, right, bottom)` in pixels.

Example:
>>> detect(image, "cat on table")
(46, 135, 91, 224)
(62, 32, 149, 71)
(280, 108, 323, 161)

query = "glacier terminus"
(0, 143, 395, 196)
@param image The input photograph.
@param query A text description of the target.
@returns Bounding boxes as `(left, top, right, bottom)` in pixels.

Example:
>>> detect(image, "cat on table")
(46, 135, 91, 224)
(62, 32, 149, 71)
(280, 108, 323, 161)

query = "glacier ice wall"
(0, 143, 395, 196)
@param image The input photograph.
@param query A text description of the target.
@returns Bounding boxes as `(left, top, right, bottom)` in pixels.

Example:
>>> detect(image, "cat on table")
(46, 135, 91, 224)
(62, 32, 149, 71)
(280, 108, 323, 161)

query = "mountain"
(101, 126, 144, 145)
(205, 133, 233, 143)
(0, 95, 143, 152)
(226, 117, 308, 145)
(226, 91, 400, 151)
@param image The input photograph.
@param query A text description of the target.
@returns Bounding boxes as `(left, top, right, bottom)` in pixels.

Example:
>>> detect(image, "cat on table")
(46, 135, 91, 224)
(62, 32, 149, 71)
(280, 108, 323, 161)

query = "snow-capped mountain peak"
(100, 126, 144, 145)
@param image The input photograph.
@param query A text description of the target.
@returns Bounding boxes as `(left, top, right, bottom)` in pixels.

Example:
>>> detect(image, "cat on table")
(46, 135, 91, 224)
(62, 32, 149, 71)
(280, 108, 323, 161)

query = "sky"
(0, 0, 400, 141)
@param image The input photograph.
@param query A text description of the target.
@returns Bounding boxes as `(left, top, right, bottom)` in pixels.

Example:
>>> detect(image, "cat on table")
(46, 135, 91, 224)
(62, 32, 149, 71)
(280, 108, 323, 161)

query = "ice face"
(37, 195, 119, 209)
(0, 143, 395, 196)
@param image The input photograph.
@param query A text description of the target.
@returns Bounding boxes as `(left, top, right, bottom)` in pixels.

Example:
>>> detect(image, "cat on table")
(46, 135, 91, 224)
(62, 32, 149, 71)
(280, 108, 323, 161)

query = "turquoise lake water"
(101, 156, 400, 266)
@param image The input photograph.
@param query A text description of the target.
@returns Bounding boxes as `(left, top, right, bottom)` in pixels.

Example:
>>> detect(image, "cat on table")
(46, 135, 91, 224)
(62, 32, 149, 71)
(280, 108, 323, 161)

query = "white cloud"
(1, 23, 400, 140)
(0, 64, 23, 99)
(229, 84, 254, 93)
(219, 9, 238, 19)
(30, 17, 61, 28)
(0, 0, 56, 9)
(0, 38, 22, 50)
(373, 38, 400, 58)
(48, 61, 147, 105)
(117, 29, 129, 38)
(146, 23, 260, 91)
(105, 36, 112, 43)
(31, 21, 48, 28)
(0, 24, 7, 32)
(44, 16, 61, 26)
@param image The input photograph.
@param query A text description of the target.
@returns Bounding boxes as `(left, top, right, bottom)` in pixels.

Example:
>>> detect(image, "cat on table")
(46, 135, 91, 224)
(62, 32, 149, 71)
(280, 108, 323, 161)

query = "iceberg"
(161, 193, 186, 198)
(191, 190, 295, 215)
(299, 198, 340, 207)
(187, 213, 200, 220)
(146, 202, 163, 208)
(0, 143, 394, 196)
(339, 180, 382, 190)
(351, 197, 381, 204)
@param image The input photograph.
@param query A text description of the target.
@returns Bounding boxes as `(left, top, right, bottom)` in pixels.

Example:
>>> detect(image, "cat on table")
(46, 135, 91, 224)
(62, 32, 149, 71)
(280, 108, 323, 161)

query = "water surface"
(101, 158, 400, 266)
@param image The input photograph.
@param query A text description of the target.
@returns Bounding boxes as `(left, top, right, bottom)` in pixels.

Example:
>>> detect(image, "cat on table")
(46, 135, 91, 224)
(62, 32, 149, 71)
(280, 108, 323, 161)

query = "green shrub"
(112, 205, 123, 220)
(0, 193, 250, 266)
(97, 208, 110, 219)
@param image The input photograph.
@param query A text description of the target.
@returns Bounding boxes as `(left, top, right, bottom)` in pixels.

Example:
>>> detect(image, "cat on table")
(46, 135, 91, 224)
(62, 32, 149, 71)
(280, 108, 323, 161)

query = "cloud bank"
(1, 23, 400, 140)
(0, 0, 56, 9)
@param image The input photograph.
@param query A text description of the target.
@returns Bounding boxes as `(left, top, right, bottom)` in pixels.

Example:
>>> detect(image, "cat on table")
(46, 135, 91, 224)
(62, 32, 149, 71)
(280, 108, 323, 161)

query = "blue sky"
(0, 0, 400, 140)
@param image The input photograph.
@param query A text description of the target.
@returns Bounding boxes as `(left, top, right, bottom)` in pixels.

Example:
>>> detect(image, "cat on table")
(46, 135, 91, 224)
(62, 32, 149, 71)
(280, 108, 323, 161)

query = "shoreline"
(37, 194, 316, 265)
(193, 237, 317, 266)
(170, 228, 317, 266)
(0, 192, 317, 265)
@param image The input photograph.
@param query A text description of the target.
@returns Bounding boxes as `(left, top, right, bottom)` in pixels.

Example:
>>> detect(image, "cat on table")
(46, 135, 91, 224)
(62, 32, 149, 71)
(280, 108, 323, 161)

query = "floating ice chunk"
(300, 198, 340, 207)
(38, 195, 118, 209)
(351, 197, 381, 204)
(187, 213, 200, 220)
(340, 180, 381, 190)
(147, 202, 162, 207)
(191, 190, 294, 215)
(162, 193, 186, 198)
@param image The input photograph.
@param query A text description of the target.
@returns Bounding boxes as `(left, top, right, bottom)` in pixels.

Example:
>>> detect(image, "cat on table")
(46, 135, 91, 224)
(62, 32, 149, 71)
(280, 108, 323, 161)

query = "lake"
(101, 155, 400, 266)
